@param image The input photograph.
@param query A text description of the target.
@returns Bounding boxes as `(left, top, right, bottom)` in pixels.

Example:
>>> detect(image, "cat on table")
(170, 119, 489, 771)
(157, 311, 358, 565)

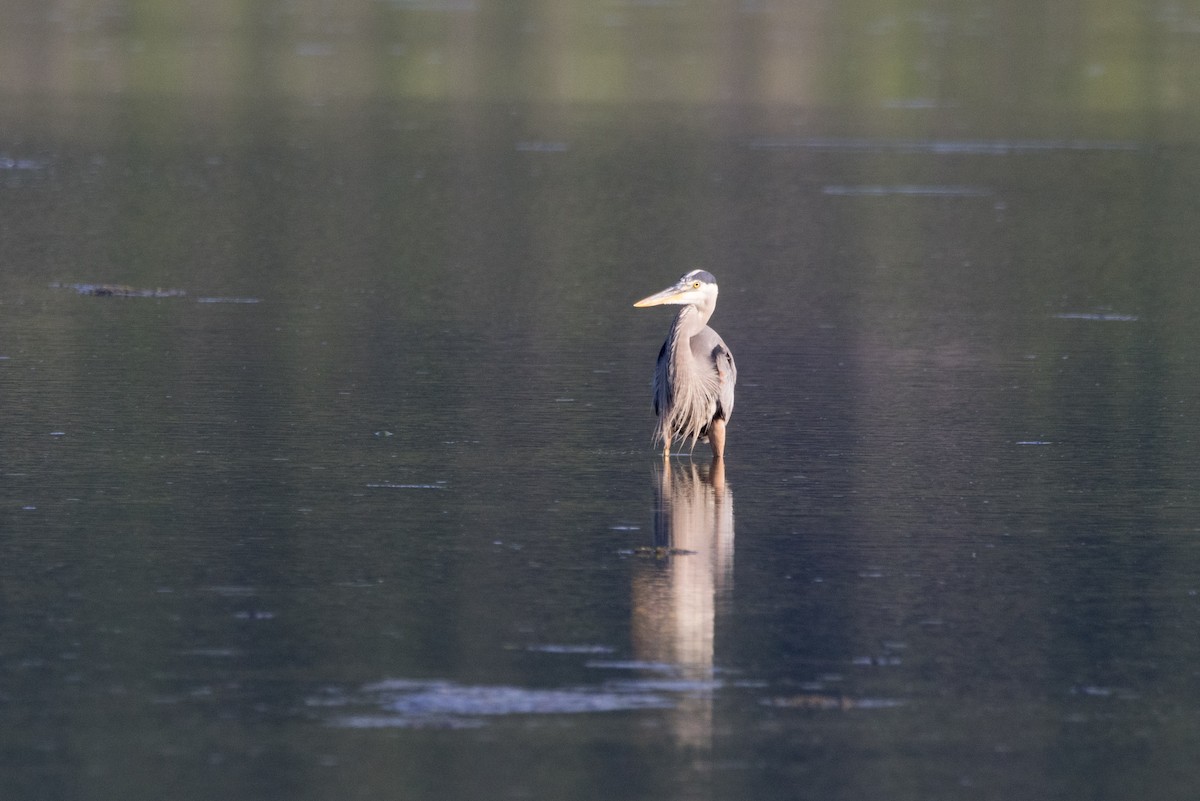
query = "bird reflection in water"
(631, 458, 734, 750)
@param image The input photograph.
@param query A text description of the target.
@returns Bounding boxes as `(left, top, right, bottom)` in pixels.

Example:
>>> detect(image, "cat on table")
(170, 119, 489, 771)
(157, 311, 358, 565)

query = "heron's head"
(633, 270, 719, 309)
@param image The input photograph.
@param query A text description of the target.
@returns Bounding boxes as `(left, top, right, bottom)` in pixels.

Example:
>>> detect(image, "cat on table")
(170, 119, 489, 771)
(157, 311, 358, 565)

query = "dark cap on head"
(681, 269, 717, 284)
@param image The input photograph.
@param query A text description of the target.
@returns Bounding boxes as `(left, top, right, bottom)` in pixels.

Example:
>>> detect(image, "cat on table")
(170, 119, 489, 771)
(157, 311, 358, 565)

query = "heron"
(634, 270, 737, 459)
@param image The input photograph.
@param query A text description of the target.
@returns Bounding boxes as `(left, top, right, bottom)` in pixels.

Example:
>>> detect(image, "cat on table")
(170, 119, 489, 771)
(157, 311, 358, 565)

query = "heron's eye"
(692, 281, 701, 289)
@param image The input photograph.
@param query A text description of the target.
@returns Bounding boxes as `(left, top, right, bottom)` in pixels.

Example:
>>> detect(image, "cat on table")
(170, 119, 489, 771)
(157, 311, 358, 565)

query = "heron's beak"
(633, 283, 689, 308)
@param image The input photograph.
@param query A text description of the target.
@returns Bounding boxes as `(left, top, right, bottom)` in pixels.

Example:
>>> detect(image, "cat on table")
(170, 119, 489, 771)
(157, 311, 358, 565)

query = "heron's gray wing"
(713, 338, 736, 422)
(652, 337, 670, 416)
(691, 327, 736, 422)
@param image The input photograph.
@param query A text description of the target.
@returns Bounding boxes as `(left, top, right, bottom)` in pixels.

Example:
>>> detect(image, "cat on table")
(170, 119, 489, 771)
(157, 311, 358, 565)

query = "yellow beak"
(633, 285, 689, 308)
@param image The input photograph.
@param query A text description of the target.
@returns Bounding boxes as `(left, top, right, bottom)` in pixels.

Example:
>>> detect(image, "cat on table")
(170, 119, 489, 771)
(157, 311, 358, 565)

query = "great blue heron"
(634, 270, 737, 459)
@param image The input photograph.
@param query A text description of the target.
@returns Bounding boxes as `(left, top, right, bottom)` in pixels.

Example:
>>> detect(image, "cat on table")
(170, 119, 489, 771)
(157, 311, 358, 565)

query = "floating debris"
(52, 282, 186, 298)
(632, 545, 697, 558)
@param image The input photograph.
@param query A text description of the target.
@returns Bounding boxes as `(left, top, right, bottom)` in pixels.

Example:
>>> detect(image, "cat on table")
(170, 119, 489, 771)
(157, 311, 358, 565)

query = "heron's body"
(634, 271, 736, 458)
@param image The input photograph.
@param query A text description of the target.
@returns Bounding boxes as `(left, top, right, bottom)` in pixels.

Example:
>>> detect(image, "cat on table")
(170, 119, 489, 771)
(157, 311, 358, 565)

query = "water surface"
(4, 3, 1200, 800)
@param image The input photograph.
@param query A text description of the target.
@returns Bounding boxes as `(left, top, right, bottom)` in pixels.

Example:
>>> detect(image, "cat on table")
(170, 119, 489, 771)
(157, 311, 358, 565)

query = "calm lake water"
(4, 3, 1200, 800)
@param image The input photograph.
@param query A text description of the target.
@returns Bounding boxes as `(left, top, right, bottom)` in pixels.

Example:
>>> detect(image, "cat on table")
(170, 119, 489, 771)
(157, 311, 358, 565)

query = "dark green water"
(4, 3, 1200, 800)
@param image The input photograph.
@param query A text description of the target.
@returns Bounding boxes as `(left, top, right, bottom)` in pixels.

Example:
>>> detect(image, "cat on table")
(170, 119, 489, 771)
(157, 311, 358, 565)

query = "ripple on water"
(315, 679, 674, 729)
(1052, 312, 1139, 322)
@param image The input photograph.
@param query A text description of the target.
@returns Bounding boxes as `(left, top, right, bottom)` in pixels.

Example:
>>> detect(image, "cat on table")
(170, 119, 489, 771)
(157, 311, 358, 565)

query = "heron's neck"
(670, 303, 711, 341)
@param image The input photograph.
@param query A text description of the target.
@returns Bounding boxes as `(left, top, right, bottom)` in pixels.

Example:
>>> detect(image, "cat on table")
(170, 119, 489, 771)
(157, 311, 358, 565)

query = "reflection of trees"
(2, 2, 1197, 112)
(631, 459, 734, 751)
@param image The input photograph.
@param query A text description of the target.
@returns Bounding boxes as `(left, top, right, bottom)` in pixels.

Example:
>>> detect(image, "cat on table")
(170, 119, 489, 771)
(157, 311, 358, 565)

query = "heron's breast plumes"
(652, 310, 723, 451)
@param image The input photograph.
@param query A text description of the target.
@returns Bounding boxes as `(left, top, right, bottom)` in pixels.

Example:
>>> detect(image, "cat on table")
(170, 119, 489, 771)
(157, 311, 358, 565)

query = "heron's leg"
(709, 419, 726, 459)
(709, 455, 725, 491)
(662, 439, 671, 459)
